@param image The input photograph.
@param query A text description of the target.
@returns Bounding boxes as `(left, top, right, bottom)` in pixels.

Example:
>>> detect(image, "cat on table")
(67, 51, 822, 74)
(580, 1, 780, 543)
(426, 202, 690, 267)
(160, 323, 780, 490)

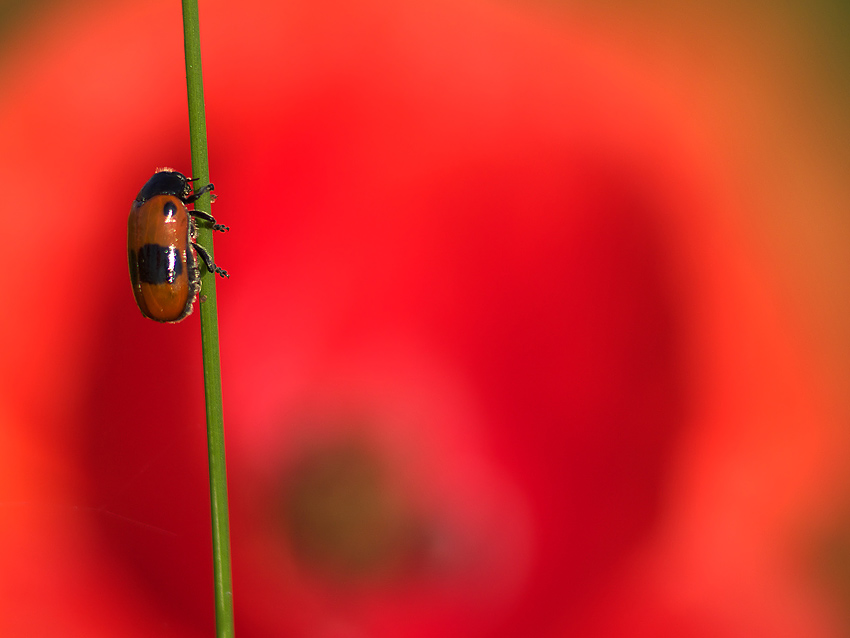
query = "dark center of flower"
(277, 435, 417, 584)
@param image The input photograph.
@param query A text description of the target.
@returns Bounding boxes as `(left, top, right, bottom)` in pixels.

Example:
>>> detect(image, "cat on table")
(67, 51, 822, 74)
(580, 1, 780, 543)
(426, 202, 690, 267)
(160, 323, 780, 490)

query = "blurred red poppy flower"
(0, 0, 841, 636)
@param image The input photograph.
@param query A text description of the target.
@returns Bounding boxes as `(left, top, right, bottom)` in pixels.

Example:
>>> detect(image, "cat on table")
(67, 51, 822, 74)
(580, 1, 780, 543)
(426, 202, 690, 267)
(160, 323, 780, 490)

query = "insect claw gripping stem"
(186, 181, 214, 203)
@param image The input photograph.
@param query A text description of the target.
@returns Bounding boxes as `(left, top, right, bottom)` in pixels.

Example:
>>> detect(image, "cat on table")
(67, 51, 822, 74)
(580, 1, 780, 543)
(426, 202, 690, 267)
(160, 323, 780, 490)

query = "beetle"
(127, 167, 229, 322)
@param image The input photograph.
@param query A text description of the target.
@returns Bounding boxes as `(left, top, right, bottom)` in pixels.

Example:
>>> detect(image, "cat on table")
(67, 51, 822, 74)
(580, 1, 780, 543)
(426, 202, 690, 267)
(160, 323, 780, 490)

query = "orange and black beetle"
(127, 167, 228, 322)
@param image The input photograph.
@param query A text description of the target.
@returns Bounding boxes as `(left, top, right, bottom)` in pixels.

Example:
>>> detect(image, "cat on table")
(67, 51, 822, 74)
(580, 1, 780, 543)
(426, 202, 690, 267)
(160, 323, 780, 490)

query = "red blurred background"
(0, 0, 849, 636)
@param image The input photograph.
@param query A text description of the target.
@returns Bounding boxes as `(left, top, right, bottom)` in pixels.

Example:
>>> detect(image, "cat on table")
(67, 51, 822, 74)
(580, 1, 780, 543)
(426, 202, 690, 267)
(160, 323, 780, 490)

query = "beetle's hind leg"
(192, 242, 229, 278)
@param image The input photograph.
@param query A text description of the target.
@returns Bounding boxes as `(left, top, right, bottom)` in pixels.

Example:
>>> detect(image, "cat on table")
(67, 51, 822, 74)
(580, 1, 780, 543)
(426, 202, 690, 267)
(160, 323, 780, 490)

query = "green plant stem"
(181, 1, 235, 636)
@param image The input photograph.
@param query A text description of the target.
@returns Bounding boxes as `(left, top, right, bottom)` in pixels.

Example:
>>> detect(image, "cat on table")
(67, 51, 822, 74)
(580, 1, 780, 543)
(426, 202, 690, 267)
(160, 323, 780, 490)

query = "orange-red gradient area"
(0, 0, 848, 636)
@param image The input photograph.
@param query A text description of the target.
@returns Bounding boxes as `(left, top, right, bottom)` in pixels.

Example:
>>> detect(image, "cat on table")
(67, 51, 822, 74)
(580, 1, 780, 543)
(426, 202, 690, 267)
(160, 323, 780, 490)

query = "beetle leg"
(191, 209, 229, 232)
(185, 182, 215, 203)
(193, 242, 229, 278)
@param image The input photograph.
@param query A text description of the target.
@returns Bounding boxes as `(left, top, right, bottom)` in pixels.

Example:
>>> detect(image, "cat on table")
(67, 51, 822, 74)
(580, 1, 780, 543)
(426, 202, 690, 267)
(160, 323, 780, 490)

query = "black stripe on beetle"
(137, 243, 183, 284)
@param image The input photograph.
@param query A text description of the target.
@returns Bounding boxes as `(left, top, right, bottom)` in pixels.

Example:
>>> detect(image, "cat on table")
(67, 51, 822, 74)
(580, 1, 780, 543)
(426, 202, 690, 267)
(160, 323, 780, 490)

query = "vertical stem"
(181, 1, 235, 636)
